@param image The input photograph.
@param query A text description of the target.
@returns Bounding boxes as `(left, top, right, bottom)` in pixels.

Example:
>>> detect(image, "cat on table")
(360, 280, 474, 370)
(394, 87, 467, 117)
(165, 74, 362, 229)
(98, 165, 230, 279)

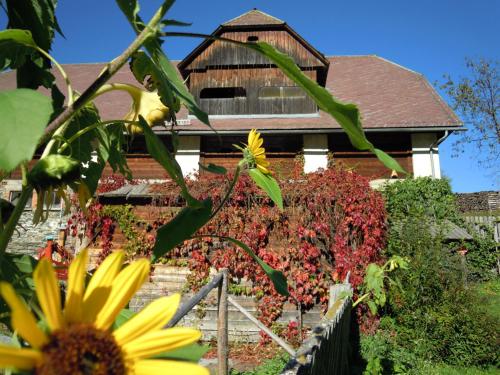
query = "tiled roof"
(223, 9, 284, 26)
(0, 55, 461, 133)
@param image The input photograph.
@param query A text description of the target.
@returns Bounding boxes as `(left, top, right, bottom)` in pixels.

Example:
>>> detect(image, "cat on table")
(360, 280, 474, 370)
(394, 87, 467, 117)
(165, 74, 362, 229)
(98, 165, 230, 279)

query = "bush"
(375, 178, 500, 369)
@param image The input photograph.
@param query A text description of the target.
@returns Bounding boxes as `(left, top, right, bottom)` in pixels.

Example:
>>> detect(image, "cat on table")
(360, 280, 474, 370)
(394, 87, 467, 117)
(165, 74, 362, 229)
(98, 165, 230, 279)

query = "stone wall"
(1, 179, 68, 256)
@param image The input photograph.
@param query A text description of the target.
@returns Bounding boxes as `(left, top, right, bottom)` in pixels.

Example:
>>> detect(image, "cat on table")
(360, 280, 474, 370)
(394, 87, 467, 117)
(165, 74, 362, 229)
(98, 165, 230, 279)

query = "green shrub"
(383, 177, 460, 223)
(375, 178, 500, 369)
(462, 224, 498, 282)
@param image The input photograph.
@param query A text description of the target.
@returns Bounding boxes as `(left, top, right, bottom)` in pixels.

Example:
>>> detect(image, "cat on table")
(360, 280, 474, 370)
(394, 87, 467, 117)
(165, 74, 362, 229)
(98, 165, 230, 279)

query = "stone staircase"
(128, 264, 322, 342)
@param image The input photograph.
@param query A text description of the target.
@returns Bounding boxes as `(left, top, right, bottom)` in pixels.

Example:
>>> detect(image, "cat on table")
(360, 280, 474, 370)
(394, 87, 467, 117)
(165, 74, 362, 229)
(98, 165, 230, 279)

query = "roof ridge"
(418, 75, 463, 126)
(371, 55, 421, 75)
(222, 9, 284, 26)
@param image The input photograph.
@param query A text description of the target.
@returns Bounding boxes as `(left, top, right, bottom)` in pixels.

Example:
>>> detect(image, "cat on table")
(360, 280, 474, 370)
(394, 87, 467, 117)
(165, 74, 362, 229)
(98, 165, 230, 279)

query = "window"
(247, 35, 259, 42)
(258, 86, 306, 99)
(199, 87, 246, 99)
(48, 192, 62, 210)
(9, 191, 32, 208)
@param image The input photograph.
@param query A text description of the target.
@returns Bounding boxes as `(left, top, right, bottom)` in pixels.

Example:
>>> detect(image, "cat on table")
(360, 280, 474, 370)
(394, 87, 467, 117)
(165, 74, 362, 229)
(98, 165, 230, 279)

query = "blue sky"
(3, 1, 499, 191)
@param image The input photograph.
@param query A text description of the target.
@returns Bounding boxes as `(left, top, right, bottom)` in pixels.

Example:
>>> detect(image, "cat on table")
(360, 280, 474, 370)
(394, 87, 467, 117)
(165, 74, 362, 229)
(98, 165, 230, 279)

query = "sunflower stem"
(0, 186, 33, 262)
(209, 165, 241, 221)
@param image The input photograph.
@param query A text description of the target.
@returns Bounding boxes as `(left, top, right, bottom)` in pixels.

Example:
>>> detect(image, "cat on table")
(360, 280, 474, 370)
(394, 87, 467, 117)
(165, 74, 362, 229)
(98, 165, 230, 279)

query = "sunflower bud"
(124, 88, 170, 134)
(28, 155, 81, 191)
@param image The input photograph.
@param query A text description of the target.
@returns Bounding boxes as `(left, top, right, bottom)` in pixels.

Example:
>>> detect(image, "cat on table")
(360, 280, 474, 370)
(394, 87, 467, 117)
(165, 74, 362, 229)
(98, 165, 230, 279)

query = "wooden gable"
(178, 10, 329, 116)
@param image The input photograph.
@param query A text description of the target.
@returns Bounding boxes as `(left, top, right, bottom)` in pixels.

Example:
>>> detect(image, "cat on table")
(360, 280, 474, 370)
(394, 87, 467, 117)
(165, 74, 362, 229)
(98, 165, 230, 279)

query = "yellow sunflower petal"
(133, 359, 209, 375)
(122, 327, 201, 360)
(0, 345, 41, 370)
(248, 129, 257, 147)
(94, 259, 150, 330)
(257, 164, 270, 174)
(0, 283, 48, 348)
(113, 294, 181, 346)
(63, 248, 88, 324)
(33, 258, 64, 331)
(255, 155, 269, 164)
(253, 148, 266, 157)
(252, 136, 264, 150)
(81, 250, 125, 323)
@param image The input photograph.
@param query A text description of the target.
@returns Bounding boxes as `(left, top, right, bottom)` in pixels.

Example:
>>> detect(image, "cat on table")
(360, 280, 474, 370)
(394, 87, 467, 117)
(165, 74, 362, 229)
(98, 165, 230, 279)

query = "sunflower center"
(36, 324, 126, 375)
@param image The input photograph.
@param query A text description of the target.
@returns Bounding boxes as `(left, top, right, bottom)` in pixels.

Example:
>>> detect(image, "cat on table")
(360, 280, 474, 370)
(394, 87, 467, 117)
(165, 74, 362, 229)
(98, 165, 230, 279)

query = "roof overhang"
(158, 125, 466, 136)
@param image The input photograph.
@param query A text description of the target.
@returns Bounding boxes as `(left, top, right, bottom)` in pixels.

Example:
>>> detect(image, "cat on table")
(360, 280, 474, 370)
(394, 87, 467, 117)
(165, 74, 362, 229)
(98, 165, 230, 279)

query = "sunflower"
(244, 129, 270, 174)
(0, 249, 208, 375)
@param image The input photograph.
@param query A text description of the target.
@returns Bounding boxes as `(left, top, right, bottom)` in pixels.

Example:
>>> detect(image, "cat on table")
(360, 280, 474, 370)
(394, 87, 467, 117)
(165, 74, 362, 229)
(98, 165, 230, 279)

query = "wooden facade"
(180, 25, 328, 116)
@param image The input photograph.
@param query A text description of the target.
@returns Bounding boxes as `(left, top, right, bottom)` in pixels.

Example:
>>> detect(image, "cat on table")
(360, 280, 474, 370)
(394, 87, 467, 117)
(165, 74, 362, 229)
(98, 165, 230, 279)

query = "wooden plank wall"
(190, 68, 317, 115)
(185, 30, 324, 69)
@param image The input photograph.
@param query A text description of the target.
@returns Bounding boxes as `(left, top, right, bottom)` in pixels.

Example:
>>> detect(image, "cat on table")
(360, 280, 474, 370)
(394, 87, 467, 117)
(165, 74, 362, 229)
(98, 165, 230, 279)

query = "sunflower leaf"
(245, 41, 406, 174)
(0, 89, 52, 172)
(154, 343, 210, 362)
(222, 236, 288, 296)
(198, 163, 227, 175)
(152, 198, 213, 259)
(248, 169, 283, 210)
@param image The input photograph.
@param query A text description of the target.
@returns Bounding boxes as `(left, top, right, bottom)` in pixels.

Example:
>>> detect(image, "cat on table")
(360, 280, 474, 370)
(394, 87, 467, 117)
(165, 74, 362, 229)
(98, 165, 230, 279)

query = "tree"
(441, 58, 499, 173)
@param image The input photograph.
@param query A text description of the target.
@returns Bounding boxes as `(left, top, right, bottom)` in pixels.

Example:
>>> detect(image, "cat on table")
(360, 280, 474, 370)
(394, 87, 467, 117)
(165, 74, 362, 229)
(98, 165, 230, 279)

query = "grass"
(230, 353, 289, 375)
(414, 362, 500, 375)
(475, 278, 500, 318)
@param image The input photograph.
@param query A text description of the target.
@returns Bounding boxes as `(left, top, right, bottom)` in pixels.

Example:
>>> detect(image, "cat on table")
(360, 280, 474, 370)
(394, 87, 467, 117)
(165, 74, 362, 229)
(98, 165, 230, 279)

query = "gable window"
(258, 86, 306, 99)
(200, 87, 246, 99)
(9, 190, 32, 208)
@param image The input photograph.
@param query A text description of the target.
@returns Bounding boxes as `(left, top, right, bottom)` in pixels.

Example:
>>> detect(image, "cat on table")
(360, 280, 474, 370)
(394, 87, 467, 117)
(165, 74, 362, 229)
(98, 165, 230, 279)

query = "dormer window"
(199, 87, 247, 115)
(200, 87, 246, 99)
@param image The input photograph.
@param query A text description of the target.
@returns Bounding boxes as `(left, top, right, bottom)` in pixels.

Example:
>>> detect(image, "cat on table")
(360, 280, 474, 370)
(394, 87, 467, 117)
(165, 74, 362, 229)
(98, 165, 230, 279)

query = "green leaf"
(161, 19, 192, 28)
(221, 237, 289, 296)
(199, 163, 227, 175)
(61, 101, 101, 164)
(0, 199, 15, 224)
(245, 42, 405, 173)
(0, 253, 38, 326)
(105, 123, 132, 179)
(137, 116, 196, 204)
(0, 89, 52, 172)
(6, 0, 63, 51)
(248, 169, 283, 210)
(153, 198, 212, 259)
(154, 343, 210, 362)
(374, 149, 406, 174)
(0, 29, 38, 71)
(112, 308, 136, 330)
(367, 300, 378, 315)
(5, 0, 63, 89)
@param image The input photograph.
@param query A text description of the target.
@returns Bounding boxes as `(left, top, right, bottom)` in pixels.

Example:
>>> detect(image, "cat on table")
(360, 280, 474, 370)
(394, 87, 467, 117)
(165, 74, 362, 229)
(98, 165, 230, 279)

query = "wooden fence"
(281, 277, 353, 375)
(463, 215, 500, 243)
(166, 269, 297, 375)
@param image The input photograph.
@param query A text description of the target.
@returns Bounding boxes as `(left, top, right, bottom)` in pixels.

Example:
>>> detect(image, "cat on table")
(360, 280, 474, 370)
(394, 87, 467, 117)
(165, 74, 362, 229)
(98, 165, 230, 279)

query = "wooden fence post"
(217, 269, 229, 375)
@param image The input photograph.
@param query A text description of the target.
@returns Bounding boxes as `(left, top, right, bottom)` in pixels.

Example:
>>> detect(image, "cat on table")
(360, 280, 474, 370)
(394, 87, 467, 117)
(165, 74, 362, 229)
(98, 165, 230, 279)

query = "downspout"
(430, 130, 450, 178)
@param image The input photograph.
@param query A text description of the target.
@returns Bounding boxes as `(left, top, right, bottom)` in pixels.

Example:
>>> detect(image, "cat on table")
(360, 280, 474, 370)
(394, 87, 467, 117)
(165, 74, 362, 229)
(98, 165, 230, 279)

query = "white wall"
(411, 133, 441, 178)
(175, 136, 201, 178)
(303, 134, 328, 173)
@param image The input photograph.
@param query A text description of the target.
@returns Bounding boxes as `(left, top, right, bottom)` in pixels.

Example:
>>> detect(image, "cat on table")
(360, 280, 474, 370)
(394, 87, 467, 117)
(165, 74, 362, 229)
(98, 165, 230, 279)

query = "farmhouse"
(0, 9, 462, 205)
(2, 9, 462, 181)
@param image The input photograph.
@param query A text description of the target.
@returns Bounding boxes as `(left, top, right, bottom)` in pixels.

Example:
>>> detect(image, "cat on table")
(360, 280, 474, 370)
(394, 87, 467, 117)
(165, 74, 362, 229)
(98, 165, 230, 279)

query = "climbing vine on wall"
(70, 165, 387, 333)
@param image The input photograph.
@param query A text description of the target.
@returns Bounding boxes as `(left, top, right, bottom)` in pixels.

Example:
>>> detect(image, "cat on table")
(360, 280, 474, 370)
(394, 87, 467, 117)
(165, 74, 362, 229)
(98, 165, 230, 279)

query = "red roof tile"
(0, 55, 461, 133)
